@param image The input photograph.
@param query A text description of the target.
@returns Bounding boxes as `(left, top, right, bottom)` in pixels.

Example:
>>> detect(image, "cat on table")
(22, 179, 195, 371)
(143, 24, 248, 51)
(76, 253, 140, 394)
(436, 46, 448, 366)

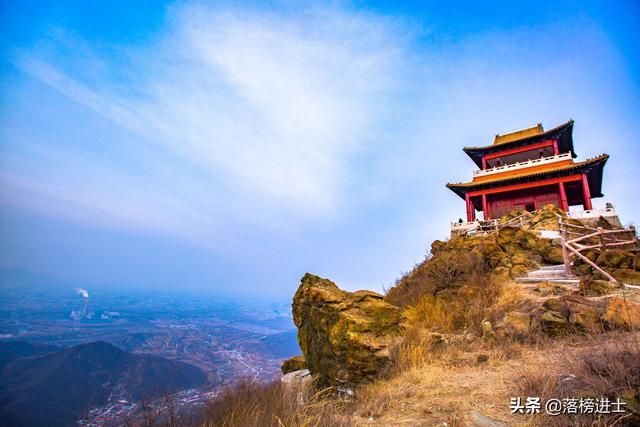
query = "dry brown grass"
(386, 237, 533, 339)
(385, 248, 488, 308)
(201, 332, 640, 426)
(345, 326, 551, 426)
(352, 331, 640, 426)
(391, 325, 530, 374)
(519, 332, 640, 426)
(201, 379, 344, 427)
(122, 394, 195, 427)
(200, 336, 529, 426)
(403, 280, 529, 337)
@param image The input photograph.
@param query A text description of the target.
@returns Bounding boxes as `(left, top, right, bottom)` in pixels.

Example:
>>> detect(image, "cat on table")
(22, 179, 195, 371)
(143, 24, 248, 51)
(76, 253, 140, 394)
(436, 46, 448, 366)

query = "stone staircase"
(515, 264, 580, 287)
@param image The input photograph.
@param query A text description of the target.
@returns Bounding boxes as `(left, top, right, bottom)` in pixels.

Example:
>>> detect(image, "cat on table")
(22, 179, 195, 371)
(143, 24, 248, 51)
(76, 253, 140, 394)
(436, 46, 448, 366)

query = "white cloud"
(3, 3, 639, 295)
(4, 3, 638, 279)
(6, 4, 410, 245)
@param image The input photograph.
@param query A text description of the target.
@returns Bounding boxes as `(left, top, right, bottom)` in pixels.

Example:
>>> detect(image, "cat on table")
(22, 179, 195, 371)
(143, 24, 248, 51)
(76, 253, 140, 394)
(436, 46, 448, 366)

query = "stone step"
(527, 270, 568, 279)
(538, 264, 566, 271)
(515, 277, 581, 286)
(539, 230, 561, 239)
(517, 264, 581, 287)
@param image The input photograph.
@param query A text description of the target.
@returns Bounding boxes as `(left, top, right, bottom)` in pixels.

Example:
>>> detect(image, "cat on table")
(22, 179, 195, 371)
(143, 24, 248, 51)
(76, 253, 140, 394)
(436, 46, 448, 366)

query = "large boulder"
(601, 297, 640, 329)
(535, 238, 564, 264)
(292, 274, 405, 387)
(524, 295, 640, 335)
(496, 227, 537, 254)
(573, 249, 600, 275)
(613, 269, 640, 285)
(538, 309, 570, 335)
(528, 204, 563, 231)
(579, 278, 615, 296)
(430, 239, 447, 254)
(596, 250, 634, 269)
(494, 226, 568, 277)
(524, 296, 609, 336)
(494, 311, 531, 339)
(281, 355, 307, 374)
(566, 298, 601, 331)
(481, 242, 510, 269)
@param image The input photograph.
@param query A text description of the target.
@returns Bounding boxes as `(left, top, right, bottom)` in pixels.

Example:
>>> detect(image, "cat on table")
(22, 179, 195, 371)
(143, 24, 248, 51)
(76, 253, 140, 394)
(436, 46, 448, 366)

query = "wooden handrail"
(564, 243, 617, 283)
(565, 230, 601, 245)
(573, 241, 638, 251)
(559, 219, 638, 283)
(558, 221, 599, 232)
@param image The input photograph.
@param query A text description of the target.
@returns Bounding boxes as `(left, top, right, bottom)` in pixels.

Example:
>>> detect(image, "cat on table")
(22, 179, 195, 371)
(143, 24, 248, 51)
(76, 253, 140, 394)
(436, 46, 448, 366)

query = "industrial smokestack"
(75, 288, 89, 299)
(75, 288, 89, 317)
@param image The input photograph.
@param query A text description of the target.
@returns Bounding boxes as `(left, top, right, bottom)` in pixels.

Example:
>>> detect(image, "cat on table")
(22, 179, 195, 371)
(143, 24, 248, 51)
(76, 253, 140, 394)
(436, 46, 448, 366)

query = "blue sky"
(1, 1, 639, 299)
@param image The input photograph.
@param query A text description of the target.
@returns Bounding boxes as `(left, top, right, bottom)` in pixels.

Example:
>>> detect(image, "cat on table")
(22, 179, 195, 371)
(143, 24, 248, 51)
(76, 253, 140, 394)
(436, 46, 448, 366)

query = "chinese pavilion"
(446, 120, 609, 221)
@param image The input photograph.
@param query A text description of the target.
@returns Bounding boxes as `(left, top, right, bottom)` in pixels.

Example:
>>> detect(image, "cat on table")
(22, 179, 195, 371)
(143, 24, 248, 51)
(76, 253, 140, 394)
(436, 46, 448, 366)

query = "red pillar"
(581, 174, 592, 210)
(482, 193, 489, 220)
(558, 181, 569, 212)
(465, 194, 475, 222)
(552, 139, 559, 155)
(481, 156, 487, 170)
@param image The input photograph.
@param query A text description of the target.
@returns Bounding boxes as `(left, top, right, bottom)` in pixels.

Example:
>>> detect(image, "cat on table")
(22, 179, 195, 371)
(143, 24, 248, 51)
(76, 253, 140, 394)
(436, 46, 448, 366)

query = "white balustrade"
(451, 220, 478, 231)
(568, 207, 617, 219)
(473, 153, 571, 178)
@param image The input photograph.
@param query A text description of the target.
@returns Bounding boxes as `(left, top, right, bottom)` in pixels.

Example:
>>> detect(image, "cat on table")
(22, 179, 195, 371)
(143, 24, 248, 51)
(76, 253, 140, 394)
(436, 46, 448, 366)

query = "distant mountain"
(256, 329, 300, 359)
(0, 341, 60, 371)
(0, 340, 207, 427)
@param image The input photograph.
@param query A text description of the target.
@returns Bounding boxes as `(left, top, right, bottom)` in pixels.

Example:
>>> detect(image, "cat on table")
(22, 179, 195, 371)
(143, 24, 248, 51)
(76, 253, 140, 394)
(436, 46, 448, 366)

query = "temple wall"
(487, 184, 561, 219)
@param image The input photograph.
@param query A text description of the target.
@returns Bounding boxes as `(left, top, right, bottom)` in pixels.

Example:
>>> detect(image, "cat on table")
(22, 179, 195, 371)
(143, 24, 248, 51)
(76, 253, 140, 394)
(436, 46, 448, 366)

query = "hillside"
(204, 206, 640, 426)
(0, 341, 61, 371)
(0, 340, 208, 427)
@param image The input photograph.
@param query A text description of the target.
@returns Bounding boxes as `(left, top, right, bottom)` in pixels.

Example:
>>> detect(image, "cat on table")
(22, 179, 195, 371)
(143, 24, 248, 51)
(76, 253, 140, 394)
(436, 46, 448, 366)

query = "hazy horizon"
(2, 1, 639, 299)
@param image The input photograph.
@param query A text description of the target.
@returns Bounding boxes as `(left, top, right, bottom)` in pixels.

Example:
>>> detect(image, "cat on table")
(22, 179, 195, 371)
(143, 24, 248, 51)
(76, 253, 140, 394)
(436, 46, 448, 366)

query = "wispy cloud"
(5, 4, 410, 246)
(2, 3, 639, 294)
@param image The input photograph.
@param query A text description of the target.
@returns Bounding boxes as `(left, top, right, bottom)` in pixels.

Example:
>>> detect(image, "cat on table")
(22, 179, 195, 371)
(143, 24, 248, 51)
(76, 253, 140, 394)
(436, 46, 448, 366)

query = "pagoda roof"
(493, 123, 544, 145)
(463, 120, 576, 168)
(446, 154, 609, 199)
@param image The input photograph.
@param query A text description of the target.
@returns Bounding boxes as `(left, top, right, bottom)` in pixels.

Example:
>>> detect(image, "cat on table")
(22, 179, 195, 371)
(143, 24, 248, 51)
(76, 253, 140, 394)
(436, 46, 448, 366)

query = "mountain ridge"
(0, 340, 208, 427)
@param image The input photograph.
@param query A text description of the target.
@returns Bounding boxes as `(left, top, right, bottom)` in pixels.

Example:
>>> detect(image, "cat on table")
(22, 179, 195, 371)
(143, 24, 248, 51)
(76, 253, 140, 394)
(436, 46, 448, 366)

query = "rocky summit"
(491, 294, 640, 339)
(272, 205, 640, 425)
(289, 273, 405, 387)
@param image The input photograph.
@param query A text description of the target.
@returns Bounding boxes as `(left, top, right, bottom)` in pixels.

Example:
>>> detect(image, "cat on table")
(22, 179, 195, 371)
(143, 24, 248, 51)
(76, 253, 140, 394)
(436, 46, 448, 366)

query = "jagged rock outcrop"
(573, 248, 640, 284)
(613, 269, 640, 285)
(433, 222, 563, 279)
(281, 355, 307, 374)
(493, 294, 640, 338)
(387, 210, 571, 307)
(291, 273, 405, 387)
(601, 296, 640, 329)
(500, 204, 581, 232)
(579, 278, 616, 296)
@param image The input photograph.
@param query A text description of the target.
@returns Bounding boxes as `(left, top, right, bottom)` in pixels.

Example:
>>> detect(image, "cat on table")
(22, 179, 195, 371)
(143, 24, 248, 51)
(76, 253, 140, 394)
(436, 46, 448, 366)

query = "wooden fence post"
(597, 227, 605, 252)
(560, 221, 572, 276)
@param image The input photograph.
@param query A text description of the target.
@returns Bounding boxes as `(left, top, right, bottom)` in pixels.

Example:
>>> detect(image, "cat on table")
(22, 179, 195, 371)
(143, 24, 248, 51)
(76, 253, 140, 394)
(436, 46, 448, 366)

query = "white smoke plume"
(75, 288, 89, 298)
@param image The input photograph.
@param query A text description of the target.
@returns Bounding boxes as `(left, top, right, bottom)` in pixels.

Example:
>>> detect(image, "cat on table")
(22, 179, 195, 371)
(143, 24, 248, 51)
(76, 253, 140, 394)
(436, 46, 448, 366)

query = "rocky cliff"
(288, 273, 405, 387)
